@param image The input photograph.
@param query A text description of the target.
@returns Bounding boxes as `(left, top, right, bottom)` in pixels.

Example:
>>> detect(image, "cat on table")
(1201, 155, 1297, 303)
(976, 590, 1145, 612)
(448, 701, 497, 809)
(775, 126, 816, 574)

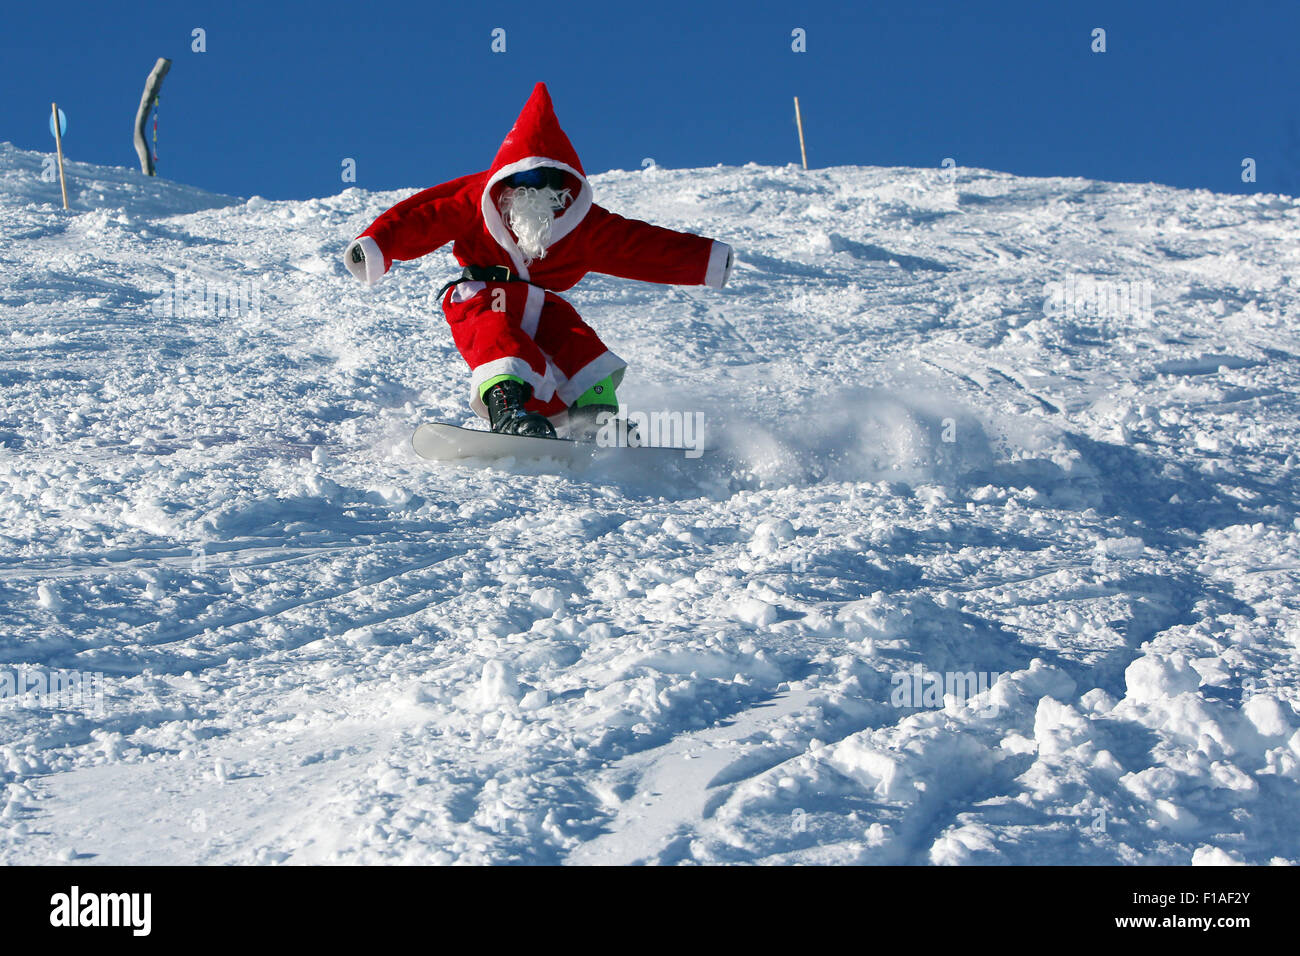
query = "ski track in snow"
(2, 142, 1300, 864)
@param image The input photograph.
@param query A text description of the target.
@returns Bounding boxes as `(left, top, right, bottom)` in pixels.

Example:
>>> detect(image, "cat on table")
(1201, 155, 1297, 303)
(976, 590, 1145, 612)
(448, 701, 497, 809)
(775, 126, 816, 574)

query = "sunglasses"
(507, 167, 567, 190)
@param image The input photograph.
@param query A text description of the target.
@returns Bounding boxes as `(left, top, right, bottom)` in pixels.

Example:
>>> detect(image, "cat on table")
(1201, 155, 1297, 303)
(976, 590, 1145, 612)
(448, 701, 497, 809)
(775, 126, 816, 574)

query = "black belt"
(436, 265, 528, 303)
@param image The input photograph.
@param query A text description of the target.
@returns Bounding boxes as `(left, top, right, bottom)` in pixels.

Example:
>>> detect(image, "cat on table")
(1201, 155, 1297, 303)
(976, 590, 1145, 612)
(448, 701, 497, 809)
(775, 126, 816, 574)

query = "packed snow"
(1, 141, 1299, 864)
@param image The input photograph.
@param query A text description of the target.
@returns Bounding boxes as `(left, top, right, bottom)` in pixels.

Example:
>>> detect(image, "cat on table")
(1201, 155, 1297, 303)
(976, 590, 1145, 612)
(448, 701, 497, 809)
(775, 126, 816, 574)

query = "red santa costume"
(343, 82, 732, 428)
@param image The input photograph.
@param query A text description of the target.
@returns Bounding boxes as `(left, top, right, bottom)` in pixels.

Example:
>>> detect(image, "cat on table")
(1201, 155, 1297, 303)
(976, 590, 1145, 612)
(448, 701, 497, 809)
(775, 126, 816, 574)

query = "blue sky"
(4, 0, 1297, 199)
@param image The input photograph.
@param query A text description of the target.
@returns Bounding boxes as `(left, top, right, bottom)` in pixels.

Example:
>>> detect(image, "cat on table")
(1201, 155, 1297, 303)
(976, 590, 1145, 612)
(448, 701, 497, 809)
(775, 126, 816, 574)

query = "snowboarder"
(343, 82, 733, 440)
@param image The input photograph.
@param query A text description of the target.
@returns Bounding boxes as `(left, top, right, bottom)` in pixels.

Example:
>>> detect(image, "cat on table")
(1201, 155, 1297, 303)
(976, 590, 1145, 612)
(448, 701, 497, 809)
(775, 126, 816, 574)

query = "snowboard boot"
(482, 376, 557, 439)
(567, 376, 640, 445)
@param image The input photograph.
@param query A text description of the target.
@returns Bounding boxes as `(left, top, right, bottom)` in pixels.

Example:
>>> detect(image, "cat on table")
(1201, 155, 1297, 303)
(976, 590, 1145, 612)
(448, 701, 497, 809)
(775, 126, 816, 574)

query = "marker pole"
(793, 96, 808, 170)
(51, 102, 69, 210)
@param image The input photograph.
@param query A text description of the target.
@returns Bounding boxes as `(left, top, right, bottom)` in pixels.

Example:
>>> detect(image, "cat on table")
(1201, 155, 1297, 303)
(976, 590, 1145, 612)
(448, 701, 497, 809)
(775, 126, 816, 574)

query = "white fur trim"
(468, 357, 556, 420)
(480, 157, 594, 279)
(520, 283, 545, 338)
(705, 241, 733, 289)
(344, 236, 385, 286)
(449, 280, 486, 304)
(556, 350, 628, 407)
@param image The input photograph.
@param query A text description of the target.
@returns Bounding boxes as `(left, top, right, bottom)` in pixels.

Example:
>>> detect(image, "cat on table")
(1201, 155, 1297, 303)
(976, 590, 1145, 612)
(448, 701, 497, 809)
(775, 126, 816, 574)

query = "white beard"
(498, 185, 572, 264)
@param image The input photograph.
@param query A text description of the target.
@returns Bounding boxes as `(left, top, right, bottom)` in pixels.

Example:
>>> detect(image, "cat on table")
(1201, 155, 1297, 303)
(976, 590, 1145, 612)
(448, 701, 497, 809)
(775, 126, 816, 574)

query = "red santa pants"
(442, 280, 626, 421)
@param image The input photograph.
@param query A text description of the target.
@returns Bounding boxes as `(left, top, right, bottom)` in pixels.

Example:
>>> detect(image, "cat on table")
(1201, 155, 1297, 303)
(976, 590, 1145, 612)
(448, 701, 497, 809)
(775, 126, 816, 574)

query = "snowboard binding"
(565, 405, 641, 446)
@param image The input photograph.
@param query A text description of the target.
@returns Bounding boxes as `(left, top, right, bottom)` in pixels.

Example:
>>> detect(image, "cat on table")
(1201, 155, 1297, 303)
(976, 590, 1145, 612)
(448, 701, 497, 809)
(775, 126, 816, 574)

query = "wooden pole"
(134, 58, 172, 176)
(793, 96, 808, 170)
(51, 102, 69, 210)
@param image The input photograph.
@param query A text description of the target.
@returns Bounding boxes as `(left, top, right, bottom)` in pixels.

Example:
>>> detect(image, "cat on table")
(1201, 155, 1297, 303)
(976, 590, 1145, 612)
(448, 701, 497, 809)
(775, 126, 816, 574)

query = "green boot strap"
(575, 376, 618, 408)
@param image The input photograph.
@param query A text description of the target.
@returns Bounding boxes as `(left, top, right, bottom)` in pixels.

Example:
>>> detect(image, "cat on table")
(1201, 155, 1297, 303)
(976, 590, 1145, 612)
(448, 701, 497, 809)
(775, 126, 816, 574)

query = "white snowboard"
(411, 422, 690, 463)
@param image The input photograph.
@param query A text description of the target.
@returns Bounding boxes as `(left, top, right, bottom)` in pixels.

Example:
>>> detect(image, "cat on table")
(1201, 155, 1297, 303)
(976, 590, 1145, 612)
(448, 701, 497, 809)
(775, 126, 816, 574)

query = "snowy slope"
(2, 141, 1299, 865)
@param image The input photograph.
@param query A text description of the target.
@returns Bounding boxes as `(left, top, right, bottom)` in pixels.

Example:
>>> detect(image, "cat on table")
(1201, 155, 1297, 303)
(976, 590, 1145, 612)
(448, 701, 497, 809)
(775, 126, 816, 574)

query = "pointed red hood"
(489, 82, 585, 179)
(481, 82, 594, 279)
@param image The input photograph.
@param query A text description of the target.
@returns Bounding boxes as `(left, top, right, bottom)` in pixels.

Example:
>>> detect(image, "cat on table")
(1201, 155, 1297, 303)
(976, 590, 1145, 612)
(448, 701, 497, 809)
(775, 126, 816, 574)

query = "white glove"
(344, 236, 384, 286)
(706, 241, 733, 289)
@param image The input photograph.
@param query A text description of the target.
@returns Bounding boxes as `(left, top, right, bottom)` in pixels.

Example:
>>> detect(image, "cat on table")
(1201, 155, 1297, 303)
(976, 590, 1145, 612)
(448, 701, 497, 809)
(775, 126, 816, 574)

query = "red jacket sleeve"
(581, 204, 728, 287)
(358, 173, 481, 272)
